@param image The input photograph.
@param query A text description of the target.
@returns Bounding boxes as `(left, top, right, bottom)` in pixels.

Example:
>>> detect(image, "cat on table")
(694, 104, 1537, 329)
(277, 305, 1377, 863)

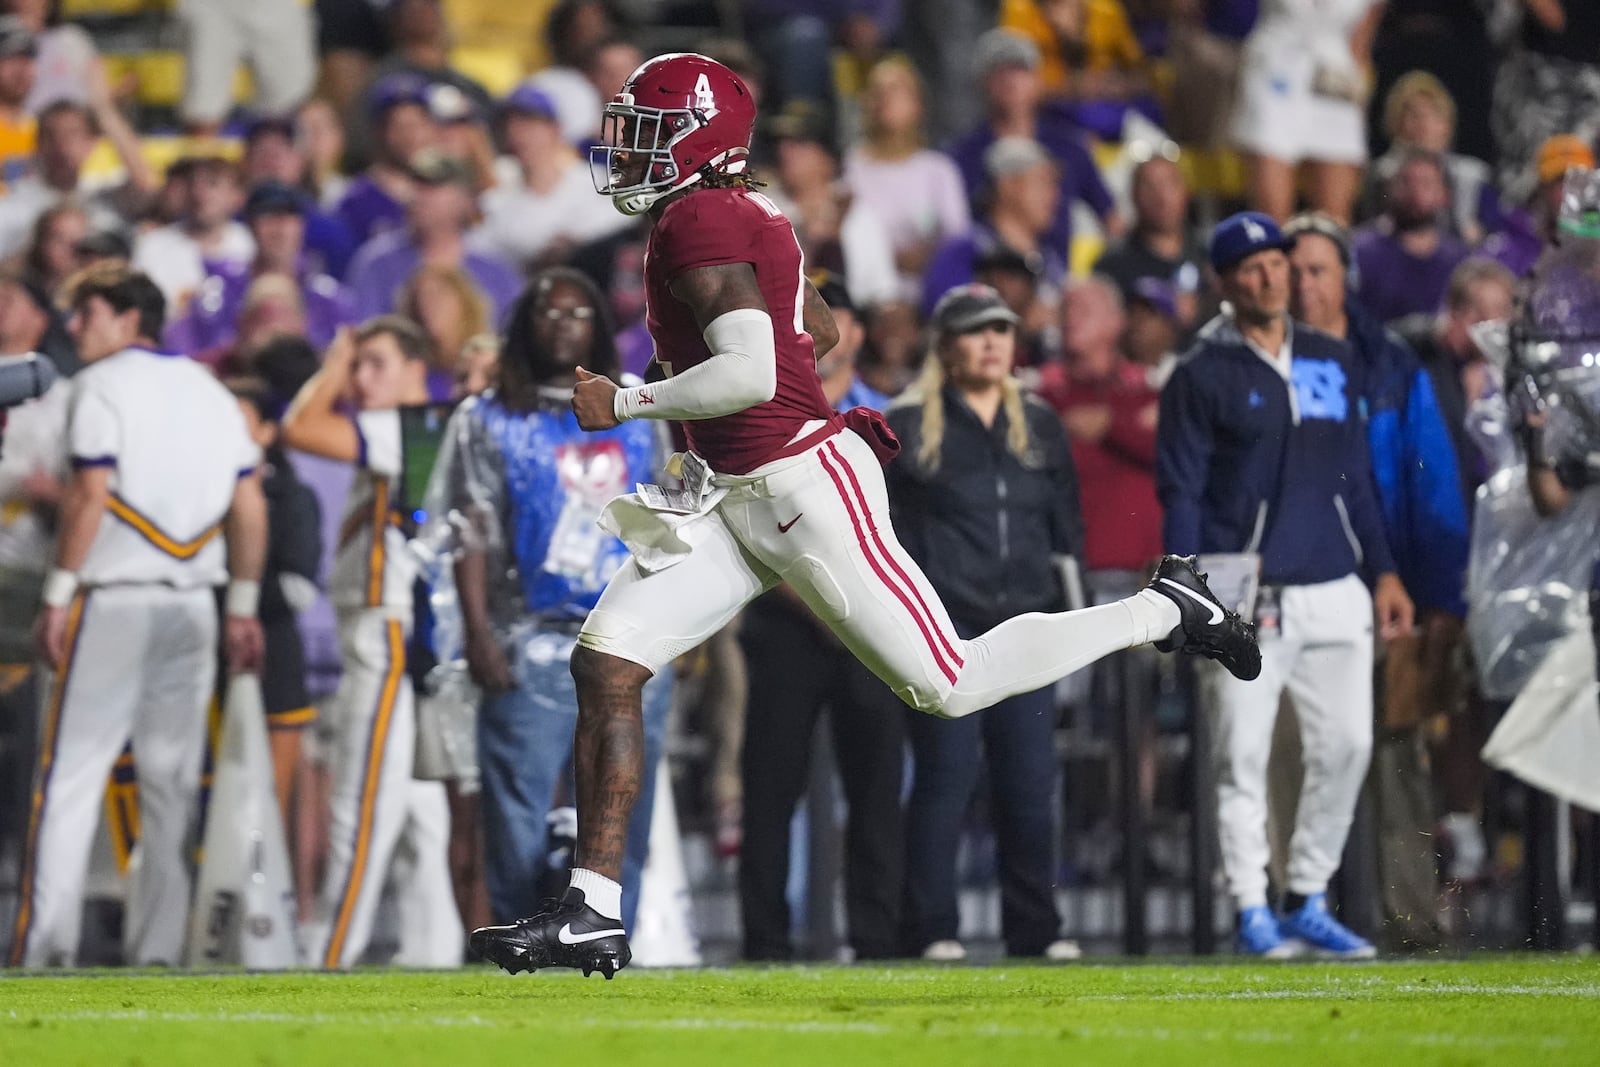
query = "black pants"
(738, 595, 905, 960)
(901, 674, 1062, 957)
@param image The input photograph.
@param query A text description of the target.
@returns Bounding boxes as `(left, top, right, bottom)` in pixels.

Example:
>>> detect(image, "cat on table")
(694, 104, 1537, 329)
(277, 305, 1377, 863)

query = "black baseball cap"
(243, 116, 297, 146)
(73, 230, 132, 261)
(931, 283, 1021, 334)
(243, 181, 307, 219)
(809, 271, 855, 318)
(974, 245, 1043, 280)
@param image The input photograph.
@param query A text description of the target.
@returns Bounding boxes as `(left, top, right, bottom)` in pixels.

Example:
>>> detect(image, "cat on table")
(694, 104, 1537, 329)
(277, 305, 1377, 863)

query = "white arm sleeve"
(613, 307, 777, 422)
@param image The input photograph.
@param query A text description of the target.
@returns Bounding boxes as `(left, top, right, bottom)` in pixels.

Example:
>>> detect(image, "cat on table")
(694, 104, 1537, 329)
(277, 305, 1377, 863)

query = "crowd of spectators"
(2, 0, 1599, 965)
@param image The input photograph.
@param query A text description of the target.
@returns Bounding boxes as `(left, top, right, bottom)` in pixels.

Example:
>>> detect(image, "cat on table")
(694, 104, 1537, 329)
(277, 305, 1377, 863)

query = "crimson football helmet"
(590, 53, 756, 216)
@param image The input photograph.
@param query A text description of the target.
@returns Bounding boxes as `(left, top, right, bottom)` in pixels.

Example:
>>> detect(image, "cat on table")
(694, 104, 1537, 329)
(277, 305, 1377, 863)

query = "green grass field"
(4, 956, 1597, 1067)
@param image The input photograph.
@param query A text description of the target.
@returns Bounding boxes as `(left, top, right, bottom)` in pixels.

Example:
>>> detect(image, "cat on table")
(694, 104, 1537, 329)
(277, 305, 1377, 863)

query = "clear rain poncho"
(407, 390, 667, 782)
(1465, 168, 1600, 704)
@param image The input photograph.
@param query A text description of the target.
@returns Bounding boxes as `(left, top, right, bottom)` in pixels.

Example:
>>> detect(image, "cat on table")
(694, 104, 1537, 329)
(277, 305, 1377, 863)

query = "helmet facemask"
(589, 97, 747, 216)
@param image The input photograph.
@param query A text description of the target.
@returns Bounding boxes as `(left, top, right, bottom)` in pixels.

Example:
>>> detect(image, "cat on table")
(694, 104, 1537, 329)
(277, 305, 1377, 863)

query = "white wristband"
(226, 579, 261, 618)
(41, 568, 78, 608)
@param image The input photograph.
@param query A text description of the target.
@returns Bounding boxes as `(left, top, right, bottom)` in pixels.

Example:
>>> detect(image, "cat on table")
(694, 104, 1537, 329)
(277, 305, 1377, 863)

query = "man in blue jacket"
(1286, 212, 1471, 946)
(1157, 212, 1415, 959)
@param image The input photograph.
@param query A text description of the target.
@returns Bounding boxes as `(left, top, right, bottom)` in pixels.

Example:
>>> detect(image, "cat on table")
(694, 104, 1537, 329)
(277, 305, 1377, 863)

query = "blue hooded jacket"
(1157, 314, 1397, 586)
(1344, 301, 1470, 616)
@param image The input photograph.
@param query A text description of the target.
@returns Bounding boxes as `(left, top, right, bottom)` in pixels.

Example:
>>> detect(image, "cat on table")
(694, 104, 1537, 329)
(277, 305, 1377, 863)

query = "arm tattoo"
(669, 261, 768, 328)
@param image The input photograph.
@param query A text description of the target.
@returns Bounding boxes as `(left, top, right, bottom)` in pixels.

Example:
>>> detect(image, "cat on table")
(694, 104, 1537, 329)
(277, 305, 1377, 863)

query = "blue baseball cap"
(1208, 211, 1294, 273)
(366, 73, 431, 119)
(500, 83, 559, 121)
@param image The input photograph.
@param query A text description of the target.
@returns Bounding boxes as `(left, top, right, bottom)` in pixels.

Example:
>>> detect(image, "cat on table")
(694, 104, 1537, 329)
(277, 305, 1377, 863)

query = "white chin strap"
(610, 170, 705, 216)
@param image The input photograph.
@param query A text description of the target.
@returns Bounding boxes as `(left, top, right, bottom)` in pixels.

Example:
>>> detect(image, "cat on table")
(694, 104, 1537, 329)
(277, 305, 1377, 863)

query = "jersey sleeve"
(67, 378, 121, 468)
(651, 193, 767, 278)
(354, 409, 403, 476)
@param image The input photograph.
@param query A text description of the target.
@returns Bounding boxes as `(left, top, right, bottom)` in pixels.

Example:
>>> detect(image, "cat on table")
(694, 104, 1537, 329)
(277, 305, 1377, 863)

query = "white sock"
(568, 867, 622, 920)
(1124, 588, 1183, 645)
(940, 593, 1183, 719)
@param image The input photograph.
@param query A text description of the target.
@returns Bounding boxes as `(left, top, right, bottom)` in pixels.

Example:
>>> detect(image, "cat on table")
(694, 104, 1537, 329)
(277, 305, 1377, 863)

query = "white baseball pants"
(1203, 573, 1375, 910)
(10, 586, 216, 968)
(303, 609, 461, 968)
(580, 429, 1178, 717)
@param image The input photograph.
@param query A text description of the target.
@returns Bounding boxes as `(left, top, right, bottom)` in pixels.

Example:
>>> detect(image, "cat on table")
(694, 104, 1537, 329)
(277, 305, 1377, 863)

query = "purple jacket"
(345, 229, 523, 325)
(165, 263, 356, 355)
(334, 174, 407, 249)
(945, 106, 1114, 253)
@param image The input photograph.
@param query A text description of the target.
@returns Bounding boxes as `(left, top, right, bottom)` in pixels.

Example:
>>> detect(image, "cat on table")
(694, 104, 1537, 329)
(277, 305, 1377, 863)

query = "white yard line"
(4, 1008, 1574, 1051)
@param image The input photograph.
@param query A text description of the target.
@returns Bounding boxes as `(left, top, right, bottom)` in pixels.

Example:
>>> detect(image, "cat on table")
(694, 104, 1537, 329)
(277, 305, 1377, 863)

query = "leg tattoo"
(569, 647, 649, 881)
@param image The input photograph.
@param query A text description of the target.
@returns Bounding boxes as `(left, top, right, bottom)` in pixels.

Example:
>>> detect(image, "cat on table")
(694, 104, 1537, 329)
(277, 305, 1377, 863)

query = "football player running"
(471, 53, 1260, 979)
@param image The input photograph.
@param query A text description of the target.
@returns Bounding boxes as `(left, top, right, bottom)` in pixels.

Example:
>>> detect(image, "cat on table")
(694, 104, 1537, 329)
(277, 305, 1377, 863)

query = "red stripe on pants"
(817, 445, 960, 686)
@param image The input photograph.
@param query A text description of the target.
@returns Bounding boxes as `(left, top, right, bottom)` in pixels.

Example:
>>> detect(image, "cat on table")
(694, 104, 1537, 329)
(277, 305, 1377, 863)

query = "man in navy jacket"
(1157, 212, 1414, 959)
(1286, 212, 1471, 946)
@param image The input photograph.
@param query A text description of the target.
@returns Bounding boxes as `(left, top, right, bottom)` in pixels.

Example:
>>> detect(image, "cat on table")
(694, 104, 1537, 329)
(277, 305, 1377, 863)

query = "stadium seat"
(82, 134, 243, 183)
(1180, 147, 1245, 201)
(60, 0, 156, 16)
(449, 46, 527, 98)
(103, 51, 256, 110)
(444, 0, 557, 70)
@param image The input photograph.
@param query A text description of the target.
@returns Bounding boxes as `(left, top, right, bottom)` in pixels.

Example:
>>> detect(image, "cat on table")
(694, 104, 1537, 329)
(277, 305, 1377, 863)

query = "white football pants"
(580, 428, 1178, 717)
(303, 609, 461, 968)
(1202, 573, 1375, 910)
(10, 586, 216, 967)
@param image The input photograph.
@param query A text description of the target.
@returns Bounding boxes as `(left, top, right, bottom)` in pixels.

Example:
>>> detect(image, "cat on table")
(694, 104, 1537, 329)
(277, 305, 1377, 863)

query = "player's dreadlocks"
(698, 166, 764, 192)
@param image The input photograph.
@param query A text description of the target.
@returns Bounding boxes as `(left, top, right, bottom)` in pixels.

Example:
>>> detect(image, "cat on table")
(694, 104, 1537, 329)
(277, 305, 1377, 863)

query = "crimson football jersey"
(644, 186, 836, 475)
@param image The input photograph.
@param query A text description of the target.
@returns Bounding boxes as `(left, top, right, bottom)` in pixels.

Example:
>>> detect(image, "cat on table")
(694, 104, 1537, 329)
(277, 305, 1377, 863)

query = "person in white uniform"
(10, 264, 267, 968)
(282, 315, 461, 968)
(1231, 0, 1385, 223)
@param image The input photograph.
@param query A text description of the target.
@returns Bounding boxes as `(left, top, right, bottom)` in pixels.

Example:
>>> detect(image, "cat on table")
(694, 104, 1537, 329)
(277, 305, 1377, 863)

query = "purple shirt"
(334, 173, 407, 249)
(1482, 208, 1544, 279)
(165, 263, 356, 355)
(1351, 223, 1470, 325)
(945, 106, 1114, 253)
(920, 223, 1067, 316)
(346, 229, 524, 325)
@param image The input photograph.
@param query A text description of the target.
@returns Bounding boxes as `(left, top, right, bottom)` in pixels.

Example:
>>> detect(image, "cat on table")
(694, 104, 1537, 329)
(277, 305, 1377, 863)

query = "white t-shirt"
(329, 409, 416, 611)
(0, 378, 69, 573)
(841, 148, 971, 304)
(133, 222, 256, 319)
(69, 347, 259, 589)
(473, 157, 632, 269)
(0, 175, 130, 261)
